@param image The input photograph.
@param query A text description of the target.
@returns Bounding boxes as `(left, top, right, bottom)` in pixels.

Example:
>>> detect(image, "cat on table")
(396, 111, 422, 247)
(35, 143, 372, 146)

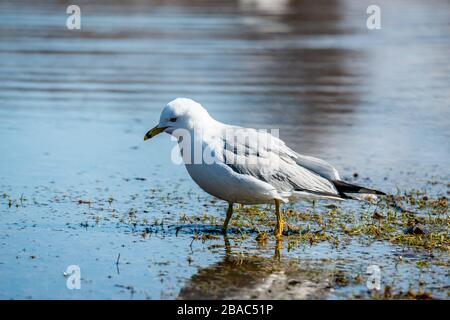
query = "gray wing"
(218, 127, 340, 197)
(292, 153, 340, 180)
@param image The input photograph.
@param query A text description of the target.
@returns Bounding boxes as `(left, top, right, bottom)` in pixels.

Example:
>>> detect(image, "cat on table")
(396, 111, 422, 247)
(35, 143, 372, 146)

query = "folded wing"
(217, 127, 340, 198)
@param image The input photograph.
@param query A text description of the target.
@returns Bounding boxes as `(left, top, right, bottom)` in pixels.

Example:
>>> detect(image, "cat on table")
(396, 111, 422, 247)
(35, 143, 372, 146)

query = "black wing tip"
(332, 180, 385, 196)
(358, 187, 386, 195)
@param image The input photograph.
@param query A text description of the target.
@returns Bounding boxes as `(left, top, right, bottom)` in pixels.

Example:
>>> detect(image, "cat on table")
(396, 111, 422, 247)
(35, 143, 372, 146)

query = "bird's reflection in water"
(177, 235, 330, 299)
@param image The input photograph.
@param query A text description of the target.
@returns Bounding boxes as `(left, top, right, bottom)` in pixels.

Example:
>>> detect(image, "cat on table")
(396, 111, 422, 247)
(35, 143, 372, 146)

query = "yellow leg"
(274, 239, 282, 260)
(274, 199, 284, 237)
(222, 203, 233, 234)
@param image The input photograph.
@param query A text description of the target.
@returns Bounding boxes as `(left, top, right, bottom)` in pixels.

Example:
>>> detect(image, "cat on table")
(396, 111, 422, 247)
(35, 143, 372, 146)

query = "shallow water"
(0, 0, 449, 299)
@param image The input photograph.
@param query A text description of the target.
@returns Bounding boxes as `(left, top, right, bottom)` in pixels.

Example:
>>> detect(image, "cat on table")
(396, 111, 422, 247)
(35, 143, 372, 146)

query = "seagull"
(144, 98, 385, 237)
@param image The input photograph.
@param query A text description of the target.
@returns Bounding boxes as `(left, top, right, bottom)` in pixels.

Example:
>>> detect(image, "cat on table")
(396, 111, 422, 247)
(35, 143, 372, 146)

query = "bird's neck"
(191, 117, 226, 136)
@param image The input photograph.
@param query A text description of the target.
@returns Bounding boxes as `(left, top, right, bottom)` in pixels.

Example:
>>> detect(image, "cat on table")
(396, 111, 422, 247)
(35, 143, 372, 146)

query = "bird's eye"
(169, 117, 177, 122)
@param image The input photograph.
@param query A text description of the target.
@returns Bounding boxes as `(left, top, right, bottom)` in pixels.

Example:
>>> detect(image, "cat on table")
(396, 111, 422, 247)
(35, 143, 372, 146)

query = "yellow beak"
(144, 125, 166, 141)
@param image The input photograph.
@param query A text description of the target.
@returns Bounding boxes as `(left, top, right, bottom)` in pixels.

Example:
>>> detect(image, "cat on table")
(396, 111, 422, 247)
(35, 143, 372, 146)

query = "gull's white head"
(144, 98, 212, 140)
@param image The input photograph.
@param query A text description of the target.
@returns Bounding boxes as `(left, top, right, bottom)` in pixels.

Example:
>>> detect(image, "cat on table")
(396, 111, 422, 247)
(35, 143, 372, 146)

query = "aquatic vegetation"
(1, 185, 447, 300)
(171, 190, 448, 299)
(71, 188, 448, 258)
